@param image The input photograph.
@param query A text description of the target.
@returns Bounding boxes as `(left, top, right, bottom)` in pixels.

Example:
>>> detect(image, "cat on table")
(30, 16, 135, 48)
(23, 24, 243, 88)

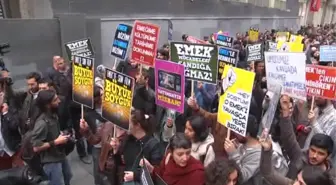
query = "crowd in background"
(0, 23, 335, 185)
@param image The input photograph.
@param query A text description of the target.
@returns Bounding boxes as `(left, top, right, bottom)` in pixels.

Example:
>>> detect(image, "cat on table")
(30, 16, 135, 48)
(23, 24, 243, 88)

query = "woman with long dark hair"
(162, 115, 215, 166)
(110, 109, 163, 185)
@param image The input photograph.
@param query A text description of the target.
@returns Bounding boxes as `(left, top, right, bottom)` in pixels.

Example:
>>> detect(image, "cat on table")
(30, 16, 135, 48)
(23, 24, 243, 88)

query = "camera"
(0, 166, 50, 185)
(0, 43, 10, 56)
(0, 58, 13, 85)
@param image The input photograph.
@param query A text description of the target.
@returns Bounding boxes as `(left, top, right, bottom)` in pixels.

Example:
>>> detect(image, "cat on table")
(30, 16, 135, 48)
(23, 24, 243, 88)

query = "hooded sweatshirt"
(227, 143, 262, 185)
(154, 154, 205, 185)
(191, 134, 215, 167)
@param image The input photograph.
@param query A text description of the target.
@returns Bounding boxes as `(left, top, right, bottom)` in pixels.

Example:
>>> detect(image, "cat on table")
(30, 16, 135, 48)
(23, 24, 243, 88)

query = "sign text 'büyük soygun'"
(102, 69, 134, 130)
(72, 56, 94, 108)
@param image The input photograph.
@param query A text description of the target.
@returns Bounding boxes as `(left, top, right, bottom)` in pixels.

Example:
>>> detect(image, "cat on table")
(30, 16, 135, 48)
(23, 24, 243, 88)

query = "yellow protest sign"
(217, 66, 255, 136)
(276, 32, 290, 42)
(289, 34, 304, 44)
(277, 41, 304, 52)
(102, 68, 134, 130)
(72, 55, 94, 108)
(248, 28, 259, 42)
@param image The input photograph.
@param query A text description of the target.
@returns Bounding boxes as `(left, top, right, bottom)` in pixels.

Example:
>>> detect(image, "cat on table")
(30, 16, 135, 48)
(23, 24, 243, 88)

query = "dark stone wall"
(0, 15, 102, 89)
(50, 0, 300, 18)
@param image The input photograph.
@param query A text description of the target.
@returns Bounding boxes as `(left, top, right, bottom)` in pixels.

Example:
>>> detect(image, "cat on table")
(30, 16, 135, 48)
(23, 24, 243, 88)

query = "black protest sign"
(65, 38, 94, 60)
(170, 42, 218, 84)
(216, 34, 234, 48)
(265, 41, 277, 52)
(111, 24, 133, 60)
(218, 47, 239, 80)
(102, 69, 134, 130)
(246, 43, 264, 62)
(141, 163, 154, 185)
(72, 56, 94, 108)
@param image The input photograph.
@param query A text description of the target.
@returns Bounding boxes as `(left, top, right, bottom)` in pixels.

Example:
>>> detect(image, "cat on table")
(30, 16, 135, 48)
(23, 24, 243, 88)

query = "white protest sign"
(265, 52, 306, 101)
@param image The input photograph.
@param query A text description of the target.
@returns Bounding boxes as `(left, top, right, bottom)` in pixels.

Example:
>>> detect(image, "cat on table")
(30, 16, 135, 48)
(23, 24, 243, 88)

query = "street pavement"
(68, 151, 94, 185)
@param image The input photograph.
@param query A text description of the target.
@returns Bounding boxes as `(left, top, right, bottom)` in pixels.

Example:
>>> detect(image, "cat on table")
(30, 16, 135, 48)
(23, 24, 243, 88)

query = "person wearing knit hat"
(31, 90, 73, 185)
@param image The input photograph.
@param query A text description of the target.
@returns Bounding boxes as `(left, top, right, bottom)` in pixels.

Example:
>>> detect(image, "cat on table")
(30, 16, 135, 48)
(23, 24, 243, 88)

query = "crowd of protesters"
(0, 23, 335, 185)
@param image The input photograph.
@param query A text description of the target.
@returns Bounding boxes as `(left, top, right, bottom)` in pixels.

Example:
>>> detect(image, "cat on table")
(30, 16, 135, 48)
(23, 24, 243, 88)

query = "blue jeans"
(43, 159, 73, 185)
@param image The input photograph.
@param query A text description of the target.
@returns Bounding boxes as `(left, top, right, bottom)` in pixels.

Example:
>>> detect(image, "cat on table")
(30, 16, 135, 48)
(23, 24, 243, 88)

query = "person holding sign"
(187, 97, 226, 157)
(223, 115, 262, 185)
(109, 109, 163, 185)
(79, 86, 127, 185)
(140, 133, 205, 185)
(274, 96, 336, 184)
(303, 97, 336, 154)
(259, 136, 334, 185)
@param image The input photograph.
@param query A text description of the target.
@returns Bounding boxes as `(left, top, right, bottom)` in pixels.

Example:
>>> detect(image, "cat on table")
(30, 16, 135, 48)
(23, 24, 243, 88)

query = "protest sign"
(260, 85, 282, 134)
(265, 52, 307, 101)
(170, 42, 218, 84)
(218, 47, 239, 79)
(72, 56, 94, 108)
(216, 34, 234, 48)
(168, 20, 173, 41)
(141, 163, 154, 185)
(248, 28, 259, 42)
(320, 45, 336, 62)
(217, 66, 255, 137)
(306, 65, 336, 100)
(65, 38, 94, 60)
(155, 59, 185, 113)
(102, 68, 134, 130)
(289, 34, 303, 43)
(246, 43, 264, 62)
(130, 21, 160, 67)
(277, 41, 304, 52)
(265, 41, 278, 52)
(111, 24, 133, 60)
(186, 36, 207, 44)
(276, 32, 289, 42)
(212, 31, 229, 43)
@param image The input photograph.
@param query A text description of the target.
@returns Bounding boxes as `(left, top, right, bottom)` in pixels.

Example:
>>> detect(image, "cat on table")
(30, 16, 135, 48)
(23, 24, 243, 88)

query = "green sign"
(170, 42, 218, 84)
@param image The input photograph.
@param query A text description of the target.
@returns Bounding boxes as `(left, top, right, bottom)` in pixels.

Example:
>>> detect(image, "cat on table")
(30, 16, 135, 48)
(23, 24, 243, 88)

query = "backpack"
(199, 143, 212, 164)
(21, 128, 45, 177)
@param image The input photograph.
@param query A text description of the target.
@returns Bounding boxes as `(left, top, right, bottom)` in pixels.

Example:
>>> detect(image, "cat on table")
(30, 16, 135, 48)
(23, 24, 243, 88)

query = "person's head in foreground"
(308, 133, 334, 167)
(294, 165, 333, 185)
(168, 133, 193, 167)
(205, 159, 240, 185)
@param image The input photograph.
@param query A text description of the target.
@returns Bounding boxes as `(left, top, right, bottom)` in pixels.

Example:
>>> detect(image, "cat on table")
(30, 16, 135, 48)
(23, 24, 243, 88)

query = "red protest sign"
(130, 21, 160, 67)
(306, 65, 336, 100)
(186, 36, 207, 44)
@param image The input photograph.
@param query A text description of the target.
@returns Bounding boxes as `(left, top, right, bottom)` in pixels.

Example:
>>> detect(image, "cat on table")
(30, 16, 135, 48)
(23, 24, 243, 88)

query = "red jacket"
(154, 154, 205, 185)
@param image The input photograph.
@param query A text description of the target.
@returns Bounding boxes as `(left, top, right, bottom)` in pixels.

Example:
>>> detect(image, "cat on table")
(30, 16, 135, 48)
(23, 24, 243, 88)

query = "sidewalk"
(68, 152, 94, 185)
